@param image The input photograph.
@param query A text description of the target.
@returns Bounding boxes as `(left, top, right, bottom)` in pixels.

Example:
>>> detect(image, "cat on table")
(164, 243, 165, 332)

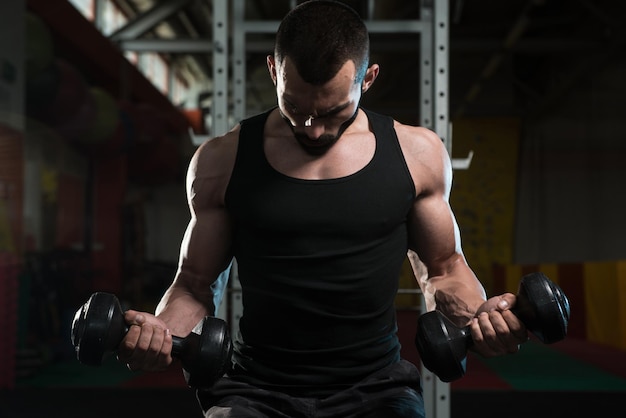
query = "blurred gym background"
(1, 0, 626, 417)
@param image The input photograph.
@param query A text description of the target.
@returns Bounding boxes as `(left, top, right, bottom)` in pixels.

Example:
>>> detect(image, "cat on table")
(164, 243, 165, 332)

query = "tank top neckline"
(257, 107, 379, 184)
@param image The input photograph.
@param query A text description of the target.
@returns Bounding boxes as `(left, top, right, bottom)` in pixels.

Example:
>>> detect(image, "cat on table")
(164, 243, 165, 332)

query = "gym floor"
(2, 311, 625, 417)
(0, 388, 622, 418)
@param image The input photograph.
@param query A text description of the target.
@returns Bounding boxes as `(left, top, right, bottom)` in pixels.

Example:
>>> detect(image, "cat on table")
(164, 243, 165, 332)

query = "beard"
(293, 132, 340, 155)
(284, 108, 360, 156)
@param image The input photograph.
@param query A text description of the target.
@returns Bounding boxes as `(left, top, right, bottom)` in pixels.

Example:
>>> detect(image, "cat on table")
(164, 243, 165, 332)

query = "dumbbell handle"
(434, 301, 529, 350)
(124, 316, 232, 389)
(119, 324, 194, 360)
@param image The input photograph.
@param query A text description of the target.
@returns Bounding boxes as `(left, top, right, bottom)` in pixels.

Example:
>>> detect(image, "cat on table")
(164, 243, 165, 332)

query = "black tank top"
(224, 108, 416, 393)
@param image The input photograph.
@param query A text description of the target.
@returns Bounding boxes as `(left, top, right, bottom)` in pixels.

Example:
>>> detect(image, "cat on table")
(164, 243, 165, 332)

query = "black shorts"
(196, 359, 424, 418)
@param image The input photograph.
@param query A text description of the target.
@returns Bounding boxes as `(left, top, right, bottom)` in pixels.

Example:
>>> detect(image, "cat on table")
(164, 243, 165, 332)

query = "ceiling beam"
(109, 0, 194, 41)
(119, 38, 213, 53)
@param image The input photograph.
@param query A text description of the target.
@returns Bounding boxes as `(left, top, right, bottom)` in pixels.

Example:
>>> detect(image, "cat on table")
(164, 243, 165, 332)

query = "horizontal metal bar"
(119, 38, 422, 54)
(119, 39, 212, 53)
(240, 20, 426, 34)
(119, 37, 599, 55)
(240, 21, 281, 33)
(366, 20, 426, 33)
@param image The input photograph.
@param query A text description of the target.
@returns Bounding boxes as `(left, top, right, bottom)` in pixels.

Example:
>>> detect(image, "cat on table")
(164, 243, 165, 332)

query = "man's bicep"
(179, 135, 237, 288)
(177, 207, 233, 290)
(407, 193, 461, 276)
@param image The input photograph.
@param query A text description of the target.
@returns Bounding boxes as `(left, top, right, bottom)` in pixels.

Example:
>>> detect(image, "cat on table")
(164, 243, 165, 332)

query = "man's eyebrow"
(283, 97, 299, 112)
(317, 101, 352, 118)
(283, 96, 352, 117)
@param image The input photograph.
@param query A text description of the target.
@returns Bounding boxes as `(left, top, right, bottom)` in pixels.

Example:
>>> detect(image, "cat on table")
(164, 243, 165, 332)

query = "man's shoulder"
(392, 121, 444, 151)
(191, 128, 240, 178)
(391, 121, 450, 187)
(197, 127, 239, 153)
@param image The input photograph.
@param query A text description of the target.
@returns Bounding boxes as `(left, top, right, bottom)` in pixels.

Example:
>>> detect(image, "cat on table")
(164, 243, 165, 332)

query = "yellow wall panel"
(505, 264, 522, 294)
(450, 118, 520, 295)
(584, 262, 621, 348)
(539, 263, 559, 286)
(617, 261, 626, 349)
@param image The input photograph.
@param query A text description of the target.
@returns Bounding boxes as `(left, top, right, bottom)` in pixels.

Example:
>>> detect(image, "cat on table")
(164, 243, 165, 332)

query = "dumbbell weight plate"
(71, 292, 127, 366)
(514, 272, 570, 344)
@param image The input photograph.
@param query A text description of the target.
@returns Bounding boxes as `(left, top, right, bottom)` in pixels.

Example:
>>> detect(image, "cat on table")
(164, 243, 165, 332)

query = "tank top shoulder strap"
(232, 108, 273, 172)
(361, 108, 411, 177)
(362, 107, 394, 133)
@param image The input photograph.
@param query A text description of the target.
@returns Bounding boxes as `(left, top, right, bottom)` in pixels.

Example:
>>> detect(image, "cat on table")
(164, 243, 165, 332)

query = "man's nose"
(303, 121, 326, 139)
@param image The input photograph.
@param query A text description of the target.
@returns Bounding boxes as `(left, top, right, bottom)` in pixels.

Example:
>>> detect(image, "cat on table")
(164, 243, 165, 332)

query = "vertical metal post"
(93, 0, 106, 32)
(420, 1, 451, 417)
(232, 0, 246, 123)
(434, 0, 451, 154)
(211, 0, 228, 137)
(226, 0, 244, 342)
(420, 296, 451, 418)
(419, 4, 434, 131)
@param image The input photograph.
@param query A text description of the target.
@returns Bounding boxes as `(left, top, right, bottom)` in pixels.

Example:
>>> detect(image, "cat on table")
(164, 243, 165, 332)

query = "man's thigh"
(199, 360, 424, 418)
(198, 383, 314, 418)
(318, 360, 424, 418)
(202, 390, 423, 418)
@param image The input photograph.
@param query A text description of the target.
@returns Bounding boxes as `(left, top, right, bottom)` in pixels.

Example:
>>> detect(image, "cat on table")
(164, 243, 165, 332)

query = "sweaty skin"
(116, 57, 527, 373)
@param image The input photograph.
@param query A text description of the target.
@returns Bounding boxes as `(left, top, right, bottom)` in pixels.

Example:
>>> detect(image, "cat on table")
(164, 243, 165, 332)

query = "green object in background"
(476, 341, 626, 391)
(16, 356, 135, 388)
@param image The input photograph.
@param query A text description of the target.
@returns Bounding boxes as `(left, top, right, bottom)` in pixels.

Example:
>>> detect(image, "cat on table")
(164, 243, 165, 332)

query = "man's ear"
(267, 55, 277, 86)
(361, 64, 380, 93)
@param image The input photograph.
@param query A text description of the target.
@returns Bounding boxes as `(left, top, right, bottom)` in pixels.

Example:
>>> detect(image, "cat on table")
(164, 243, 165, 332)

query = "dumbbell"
(71, 292, 233, 388)
(415, 272, 570, 382)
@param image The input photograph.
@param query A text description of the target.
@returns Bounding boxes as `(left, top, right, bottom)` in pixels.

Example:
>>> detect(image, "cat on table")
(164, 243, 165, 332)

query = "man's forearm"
(408, 250, 486, 327)
(156, 279, 215, 337)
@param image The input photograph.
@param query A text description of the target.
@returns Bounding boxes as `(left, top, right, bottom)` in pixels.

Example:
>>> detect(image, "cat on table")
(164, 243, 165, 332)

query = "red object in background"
(0, 124, 23, 389)
(91, 155, 127, 295)
(182, 109, 205, 134)
(556, 263, 586, 340)
(0, 252, 19, 388)
(55, 173, 85, 250)
(52, 86, 97, 142)
(128, 134, 181, 186)
(0, 124, 24, 257)
(46, 59, 90, 126)
(132, 102, 166, 144)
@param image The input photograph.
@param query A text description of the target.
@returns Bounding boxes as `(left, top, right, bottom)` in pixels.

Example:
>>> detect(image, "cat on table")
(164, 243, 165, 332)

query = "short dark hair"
(274, 0, 370, 85)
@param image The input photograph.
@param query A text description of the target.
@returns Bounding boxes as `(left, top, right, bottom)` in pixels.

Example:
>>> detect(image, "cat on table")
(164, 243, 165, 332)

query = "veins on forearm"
(432, 289, 479, 327)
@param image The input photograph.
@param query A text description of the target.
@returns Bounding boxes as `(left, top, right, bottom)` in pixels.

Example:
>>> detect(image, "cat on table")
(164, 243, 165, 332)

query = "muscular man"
(117, 1, 527, 416)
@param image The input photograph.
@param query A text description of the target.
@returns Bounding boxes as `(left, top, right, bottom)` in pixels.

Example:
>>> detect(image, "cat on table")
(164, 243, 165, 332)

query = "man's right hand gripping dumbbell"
(71, 292, 233, 389)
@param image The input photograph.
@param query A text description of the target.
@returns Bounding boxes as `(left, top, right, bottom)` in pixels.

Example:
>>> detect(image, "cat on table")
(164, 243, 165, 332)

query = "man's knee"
(363, 388, 425, 418)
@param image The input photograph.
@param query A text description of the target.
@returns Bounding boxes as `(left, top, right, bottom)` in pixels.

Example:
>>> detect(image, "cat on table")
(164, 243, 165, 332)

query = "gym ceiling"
(107, 0, 626, 125)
